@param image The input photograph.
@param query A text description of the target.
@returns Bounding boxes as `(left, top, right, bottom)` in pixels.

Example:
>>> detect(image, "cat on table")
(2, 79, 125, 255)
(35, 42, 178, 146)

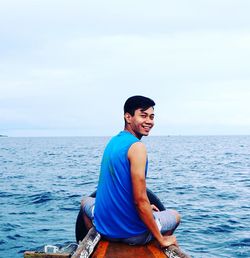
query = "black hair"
(124, 95, 155, 115)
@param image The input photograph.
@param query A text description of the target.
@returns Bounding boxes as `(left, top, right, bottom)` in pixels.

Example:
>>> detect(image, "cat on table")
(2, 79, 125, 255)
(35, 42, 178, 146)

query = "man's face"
(126, 107, 154, 138)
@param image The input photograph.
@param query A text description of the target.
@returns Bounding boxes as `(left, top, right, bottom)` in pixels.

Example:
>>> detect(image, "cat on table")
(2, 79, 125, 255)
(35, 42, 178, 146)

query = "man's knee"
(171, 210, 181, 225)
(80, 196, 95, 220)
(81, 196, 92, 209)
(81, 197, 86, 208)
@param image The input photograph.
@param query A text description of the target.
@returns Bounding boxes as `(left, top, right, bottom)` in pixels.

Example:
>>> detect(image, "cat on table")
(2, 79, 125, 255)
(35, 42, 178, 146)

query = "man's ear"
(124, 112, 132, 124)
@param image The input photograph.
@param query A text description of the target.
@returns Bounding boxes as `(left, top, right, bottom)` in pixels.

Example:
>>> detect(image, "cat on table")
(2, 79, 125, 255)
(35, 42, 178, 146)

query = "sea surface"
(0, 135, 249, 258)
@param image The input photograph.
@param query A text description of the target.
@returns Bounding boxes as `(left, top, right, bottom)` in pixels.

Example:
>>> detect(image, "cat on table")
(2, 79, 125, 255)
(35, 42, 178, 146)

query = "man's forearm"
(135, 198, 163, 243)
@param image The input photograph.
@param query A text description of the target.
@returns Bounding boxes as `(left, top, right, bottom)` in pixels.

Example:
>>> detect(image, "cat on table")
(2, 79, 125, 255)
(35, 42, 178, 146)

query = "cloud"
(0, 1, 250, 136)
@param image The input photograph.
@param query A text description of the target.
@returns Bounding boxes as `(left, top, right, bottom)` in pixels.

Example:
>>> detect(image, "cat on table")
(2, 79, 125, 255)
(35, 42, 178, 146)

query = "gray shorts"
(82, 196, 178, 245)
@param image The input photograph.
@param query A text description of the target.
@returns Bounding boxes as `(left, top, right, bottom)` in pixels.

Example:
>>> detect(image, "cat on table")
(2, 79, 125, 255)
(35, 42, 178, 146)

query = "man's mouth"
(142, 125, 151, 131)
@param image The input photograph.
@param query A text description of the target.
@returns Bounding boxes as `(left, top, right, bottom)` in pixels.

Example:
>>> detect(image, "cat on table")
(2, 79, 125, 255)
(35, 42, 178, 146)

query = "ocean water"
(0, 135, 249, 258)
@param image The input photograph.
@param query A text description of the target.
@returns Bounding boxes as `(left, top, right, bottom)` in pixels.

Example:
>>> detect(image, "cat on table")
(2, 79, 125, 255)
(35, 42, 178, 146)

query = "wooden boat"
(73, 228, 189, 258)
(24, 189, 190, 258)
(91, 239, 165, 257)
(24, 236, 188, 258)
(73, 189, 190, 258)
(24, 252, 70, 258)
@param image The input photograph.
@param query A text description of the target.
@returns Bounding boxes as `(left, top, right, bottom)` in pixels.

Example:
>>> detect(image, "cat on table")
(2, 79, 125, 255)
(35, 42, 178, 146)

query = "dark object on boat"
(75, 188, 165, 242)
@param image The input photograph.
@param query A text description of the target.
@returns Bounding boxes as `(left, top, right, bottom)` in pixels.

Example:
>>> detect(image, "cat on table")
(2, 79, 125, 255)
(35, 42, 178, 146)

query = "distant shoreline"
(1, 134, 250, 138)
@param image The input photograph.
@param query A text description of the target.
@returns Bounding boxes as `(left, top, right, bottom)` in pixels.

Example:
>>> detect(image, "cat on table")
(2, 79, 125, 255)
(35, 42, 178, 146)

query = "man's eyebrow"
(139, 109, 155, 116)
(139, 110, 148, 114)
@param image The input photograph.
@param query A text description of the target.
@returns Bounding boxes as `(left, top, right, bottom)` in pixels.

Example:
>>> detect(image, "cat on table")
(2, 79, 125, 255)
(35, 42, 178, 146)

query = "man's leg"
(120, 209, 181, 245)
(81, 197, 95, 231)
(154, 209, 181, 236)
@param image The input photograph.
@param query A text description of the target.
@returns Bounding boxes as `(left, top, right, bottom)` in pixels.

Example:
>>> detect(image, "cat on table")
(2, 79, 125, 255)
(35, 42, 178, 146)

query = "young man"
(82, 95, 180, 247)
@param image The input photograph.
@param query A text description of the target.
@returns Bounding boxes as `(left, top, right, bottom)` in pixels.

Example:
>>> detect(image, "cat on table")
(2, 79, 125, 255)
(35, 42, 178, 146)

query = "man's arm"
(128, 142, 177, 247)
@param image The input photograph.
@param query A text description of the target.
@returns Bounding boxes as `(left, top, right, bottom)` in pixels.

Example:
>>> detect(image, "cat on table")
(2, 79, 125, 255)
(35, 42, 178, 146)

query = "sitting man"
(81, 95, 180, 247)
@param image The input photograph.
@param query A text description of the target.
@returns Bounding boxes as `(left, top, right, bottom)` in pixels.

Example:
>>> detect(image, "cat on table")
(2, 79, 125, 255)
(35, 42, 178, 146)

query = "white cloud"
(0, 1, 249, 136)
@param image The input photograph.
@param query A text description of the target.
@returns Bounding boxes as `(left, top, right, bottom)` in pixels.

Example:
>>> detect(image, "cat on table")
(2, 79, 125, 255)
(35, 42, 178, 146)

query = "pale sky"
(0, 0, 250, 136)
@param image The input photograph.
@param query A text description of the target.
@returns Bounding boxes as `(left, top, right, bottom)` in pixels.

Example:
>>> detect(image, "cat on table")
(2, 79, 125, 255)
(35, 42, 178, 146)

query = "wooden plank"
(105, 242, 155, 258)
(163, 245, 191, 258)
(91, 240, 165, 258)
(23, 251, 70, 258)
(147, 241, 167, 258)
(71, 227, 101, 258)
(91, 240, 191, 258)
(91, 240, 109, 258)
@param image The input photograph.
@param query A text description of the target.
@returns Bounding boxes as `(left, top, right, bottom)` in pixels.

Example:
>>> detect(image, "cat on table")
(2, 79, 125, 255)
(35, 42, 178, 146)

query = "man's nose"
(146, 117, 154, 124)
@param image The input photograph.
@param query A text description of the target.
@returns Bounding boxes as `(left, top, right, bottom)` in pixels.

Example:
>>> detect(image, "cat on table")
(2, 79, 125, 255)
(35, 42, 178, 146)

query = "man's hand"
(159, 235, 178, 248)
(151, 204, 159, 212)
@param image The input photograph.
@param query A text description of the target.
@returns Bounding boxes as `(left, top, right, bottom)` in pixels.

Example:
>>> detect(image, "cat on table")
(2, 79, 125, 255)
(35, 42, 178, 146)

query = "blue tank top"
(94, 130, 148, 238)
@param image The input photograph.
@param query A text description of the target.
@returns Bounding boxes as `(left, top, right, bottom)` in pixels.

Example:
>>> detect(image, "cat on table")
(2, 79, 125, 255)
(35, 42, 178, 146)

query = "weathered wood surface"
(23, 252, 70, 258)
(91, 240, 191, 258)
(163, 245, 191, 258)
(72, 227, 190, 258)
(72, 227, 101, 258)
(91, 240, 165, 258)
(24, 226, 190, 258)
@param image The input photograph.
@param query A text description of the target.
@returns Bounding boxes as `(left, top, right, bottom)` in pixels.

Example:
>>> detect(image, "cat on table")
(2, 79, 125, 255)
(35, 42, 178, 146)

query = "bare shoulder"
(128, 141, 147, 159)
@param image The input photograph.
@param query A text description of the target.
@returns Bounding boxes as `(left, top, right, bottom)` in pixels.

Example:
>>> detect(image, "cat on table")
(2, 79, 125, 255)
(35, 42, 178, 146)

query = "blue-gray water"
(0, 136, 249, 258)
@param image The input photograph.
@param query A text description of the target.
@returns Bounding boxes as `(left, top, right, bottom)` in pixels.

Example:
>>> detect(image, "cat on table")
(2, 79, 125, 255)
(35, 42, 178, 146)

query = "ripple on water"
(7, 234, 22, 240)
(29, 192, 53, 204)
(1, 223, 21, 232)
(0, 240, 6, 245)
(0, 135, 250, 258)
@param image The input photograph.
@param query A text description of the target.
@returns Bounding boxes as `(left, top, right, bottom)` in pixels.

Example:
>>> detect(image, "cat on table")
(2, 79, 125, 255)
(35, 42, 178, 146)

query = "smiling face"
(124, 107, 154, 139)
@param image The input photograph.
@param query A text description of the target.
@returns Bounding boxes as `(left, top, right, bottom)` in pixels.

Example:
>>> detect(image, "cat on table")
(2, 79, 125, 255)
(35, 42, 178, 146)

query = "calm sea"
(0, 136, 249, 258)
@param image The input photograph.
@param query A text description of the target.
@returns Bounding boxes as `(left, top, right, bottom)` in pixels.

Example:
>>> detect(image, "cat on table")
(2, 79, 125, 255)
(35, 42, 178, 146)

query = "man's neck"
(124, 127, 142, 140)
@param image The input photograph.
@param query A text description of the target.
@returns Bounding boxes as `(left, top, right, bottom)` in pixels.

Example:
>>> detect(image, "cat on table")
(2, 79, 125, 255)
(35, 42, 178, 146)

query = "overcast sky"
(0, 0, 250, 136)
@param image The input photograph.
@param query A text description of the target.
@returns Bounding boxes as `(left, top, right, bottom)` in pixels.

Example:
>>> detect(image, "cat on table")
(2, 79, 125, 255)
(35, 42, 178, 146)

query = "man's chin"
(142, 131, 150, 136)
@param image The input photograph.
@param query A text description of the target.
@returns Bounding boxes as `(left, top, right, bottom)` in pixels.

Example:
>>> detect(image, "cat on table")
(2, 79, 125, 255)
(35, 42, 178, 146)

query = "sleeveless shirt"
(94, 130, 148, 238)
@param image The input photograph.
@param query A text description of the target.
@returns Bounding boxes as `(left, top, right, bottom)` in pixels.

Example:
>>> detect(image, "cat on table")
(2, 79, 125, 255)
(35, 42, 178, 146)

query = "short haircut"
(124, 95, 155, 115)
